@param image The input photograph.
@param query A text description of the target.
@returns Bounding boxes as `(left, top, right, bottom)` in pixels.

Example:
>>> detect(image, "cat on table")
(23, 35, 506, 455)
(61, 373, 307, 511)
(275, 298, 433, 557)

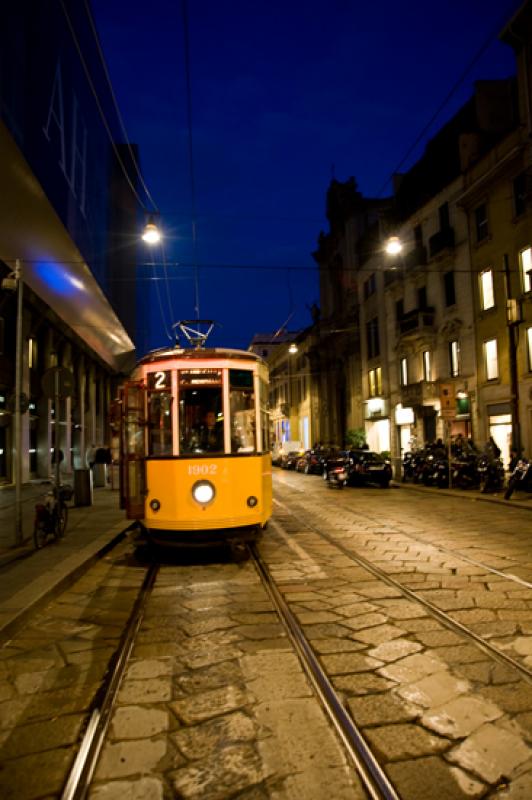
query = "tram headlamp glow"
(192, 480, 215, 505)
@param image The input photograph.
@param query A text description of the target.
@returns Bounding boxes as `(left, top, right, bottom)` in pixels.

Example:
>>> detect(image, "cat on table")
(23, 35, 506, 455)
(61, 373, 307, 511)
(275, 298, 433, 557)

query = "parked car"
(280, 450, 304, 470)
(344, 449, 392, 488)
(297, 445, 340, 475)
(322, 453, 349, 488)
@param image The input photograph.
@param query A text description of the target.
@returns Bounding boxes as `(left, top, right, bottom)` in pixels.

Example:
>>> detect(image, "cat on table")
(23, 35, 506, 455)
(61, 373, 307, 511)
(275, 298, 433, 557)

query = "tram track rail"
(249, 542, 400, 800)
(273, 493, 532, 686)
(61, 561, 160, 800)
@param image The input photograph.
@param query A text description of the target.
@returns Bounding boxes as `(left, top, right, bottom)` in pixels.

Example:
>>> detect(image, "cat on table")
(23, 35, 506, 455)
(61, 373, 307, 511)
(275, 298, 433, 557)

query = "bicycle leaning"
(33, 484, 73, 549)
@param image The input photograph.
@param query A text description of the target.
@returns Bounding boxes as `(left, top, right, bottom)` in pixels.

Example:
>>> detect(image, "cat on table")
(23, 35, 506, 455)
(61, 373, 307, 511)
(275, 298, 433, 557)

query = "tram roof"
(138, 346, 266, 366)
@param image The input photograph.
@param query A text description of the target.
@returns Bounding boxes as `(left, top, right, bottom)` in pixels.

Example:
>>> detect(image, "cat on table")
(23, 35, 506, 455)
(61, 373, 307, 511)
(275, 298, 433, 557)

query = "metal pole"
(14, 259, 23, 546)
(55, 369, 61, 493)
(503, 254, 522, 455)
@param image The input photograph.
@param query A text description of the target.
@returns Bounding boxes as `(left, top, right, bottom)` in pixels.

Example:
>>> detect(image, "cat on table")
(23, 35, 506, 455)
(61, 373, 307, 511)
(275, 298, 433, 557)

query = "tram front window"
(180, 387, 224, 454)
(230, 369, 256, 453)
(148, 392, 173, 455)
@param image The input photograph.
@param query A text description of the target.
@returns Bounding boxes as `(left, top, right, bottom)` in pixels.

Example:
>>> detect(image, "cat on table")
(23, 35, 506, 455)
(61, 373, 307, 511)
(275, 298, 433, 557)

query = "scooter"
(504, 459, 532, 500)
(323, 456, 348, 489)
(477, 455, 505, 493)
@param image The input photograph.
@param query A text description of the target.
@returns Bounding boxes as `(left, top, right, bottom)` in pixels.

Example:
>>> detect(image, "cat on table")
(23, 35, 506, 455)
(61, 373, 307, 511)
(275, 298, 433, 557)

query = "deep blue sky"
(91, 0, 519, 354)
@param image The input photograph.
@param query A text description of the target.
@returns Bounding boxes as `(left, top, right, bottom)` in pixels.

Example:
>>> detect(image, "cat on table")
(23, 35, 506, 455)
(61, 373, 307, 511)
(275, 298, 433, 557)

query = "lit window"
(519, 247, 532, 293)
(422, 350, 431, 381)
(527, 327, 532, 371)
(449, 340, 460, 377)
(368, 367, 382, 397)
(484, 339, 498, 381)
(28, 337, 38, 369)
(479, 269, 494, 310)
(400, 357, 408, 386)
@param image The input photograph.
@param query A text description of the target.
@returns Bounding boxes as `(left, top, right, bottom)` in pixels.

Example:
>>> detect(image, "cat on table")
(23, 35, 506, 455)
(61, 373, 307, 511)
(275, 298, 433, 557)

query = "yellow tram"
(118, 326, 272, 545)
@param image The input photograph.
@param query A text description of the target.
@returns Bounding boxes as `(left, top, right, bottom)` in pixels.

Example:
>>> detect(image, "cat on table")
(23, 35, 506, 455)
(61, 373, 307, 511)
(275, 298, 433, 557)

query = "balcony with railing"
(429, 226, 455, 258)
(398, 307, 436, 336)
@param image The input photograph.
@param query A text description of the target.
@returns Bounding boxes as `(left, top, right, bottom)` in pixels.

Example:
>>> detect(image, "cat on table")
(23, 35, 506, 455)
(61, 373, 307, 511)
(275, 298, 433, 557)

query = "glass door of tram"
(121, 381, 147, 519)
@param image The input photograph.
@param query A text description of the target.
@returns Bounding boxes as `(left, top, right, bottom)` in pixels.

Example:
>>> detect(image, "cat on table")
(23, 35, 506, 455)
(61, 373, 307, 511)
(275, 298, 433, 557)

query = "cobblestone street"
(2, 472, 532, 798)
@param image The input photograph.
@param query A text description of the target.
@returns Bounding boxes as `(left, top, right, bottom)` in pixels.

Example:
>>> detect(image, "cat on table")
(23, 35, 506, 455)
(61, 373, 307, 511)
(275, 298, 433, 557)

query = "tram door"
(121, 381, 147, 519)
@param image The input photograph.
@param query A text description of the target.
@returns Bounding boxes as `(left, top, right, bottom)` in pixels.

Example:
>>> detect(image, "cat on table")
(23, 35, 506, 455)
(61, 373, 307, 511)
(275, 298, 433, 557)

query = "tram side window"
(259, 377, 270, 453)
(230, 369, 256, 453)
(179, 387, 224, 454)
(147, 392, 173, 455)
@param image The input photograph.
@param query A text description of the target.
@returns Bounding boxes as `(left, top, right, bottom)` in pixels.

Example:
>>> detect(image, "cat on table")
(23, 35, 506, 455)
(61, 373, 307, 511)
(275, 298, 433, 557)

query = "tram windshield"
(179, 369, 224, 454)
(230, 369, 256, 453)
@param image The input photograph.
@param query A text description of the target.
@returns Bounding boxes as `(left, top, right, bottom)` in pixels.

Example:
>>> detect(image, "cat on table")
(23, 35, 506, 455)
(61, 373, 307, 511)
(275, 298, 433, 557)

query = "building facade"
(0, 1, 140, 485)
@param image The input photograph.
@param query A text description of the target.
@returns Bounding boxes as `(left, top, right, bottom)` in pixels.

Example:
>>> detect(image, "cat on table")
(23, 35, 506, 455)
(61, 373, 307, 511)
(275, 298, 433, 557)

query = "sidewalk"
(392, 477, 532, 509)
(0, 482, 131, 640)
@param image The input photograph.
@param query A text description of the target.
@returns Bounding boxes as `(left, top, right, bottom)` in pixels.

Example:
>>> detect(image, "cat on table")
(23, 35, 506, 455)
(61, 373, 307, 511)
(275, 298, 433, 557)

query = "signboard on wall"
(439, 383, 455, 419)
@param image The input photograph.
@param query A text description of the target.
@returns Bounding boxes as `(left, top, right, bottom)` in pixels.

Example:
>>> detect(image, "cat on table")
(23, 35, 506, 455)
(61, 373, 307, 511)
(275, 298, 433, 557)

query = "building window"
(479, 269, 495, 310)
(422, 350, 431, 382)
(417, 286, 427, 309)
(444, 271, 455, 307)
(484, 338, 498, 381)
(513, 172, 527, 217)
(519, 246, 532, 294)
(395, 299, 404, 323)
(438, 201, 450, 230)
(28, 337, 38, 369)
(366, 317, 380, 359)
(449, 340, 460, 377)
(527, 327, 532, 371)
(475, 203, 488, 242)
(414, 224, 423, 246)
(400, 357, 408, 386)
(363, 273, 376, 299)
(368, 366, 382, 397)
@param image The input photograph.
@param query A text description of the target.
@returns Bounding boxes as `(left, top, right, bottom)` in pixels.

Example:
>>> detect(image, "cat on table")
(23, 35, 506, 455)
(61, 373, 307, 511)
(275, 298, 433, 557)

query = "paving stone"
(89, 777, 165, 800)
(0, 714, 84, 759)
(170, 685, 248, 724)
(368, 638, 422, 662)
(387, 756, 486, 799)
(182, 616, 238, 636)
(495, 769, 532, 798)
(339, 612, 390, 631)
(347, 693, 418, 726)
(233, 624, 285, 640)
(332, 672, 395, 696)
(181, 645, 243, 669)
(373, 600, 428, 620)
(352, 623, 407, 645)
(311, 638, 366, 654)
(365, 722, 449, 760)
(172, 711, 256, 759)
(422, 696, 503, 738)
(447, 723, 531, 783)
(117, 677, 172, 704)
(0, 747, 74, 800)
(110, 706, 169, 739)
(320, 651, 383, 675)
(171, 743, 263, 800)
(480, 685, 532, 715)
(125, 658, 173, 680)
(378, 652, 445, 684)
(95, 738, 168, 780)
(397, 670, 470, 708)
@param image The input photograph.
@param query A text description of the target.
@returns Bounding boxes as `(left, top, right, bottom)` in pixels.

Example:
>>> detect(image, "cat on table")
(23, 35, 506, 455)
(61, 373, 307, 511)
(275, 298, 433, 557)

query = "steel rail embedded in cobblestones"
(249, 542, 400, 800)
(61, 561, 159, 800)
(275, 496, 532, 686)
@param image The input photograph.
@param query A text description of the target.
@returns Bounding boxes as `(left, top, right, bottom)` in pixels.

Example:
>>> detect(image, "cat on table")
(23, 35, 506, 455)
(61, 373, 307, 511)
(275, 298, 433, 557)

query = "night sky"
(90, 0, 519, 355)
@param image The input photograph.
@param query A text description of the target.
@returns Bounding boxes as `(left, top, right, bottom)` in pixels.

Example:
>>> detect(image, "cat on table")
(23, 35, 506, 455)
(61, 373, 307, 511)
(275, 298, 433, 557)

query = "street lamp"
(385, 236, 403, 256)
(142, 215, 162, 245)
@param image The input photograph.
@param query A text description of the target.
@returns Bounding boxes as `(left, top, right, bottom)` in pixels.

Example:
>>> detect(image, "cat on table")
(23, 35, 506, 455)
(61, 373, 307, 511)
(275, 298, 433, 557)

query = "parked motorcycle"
(322, 454, 348, 488)
(504, 458, 532, 499)
(450, 452, 479, 489)
(476, 454, 505, 493)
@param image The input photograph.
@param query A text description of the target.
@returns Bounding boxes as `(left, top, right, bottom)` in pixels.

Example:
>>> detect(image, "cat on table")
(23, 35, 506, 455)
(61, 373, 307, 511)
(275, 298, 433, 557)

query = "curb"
(391, 480, 532, 510)
(0, 523, 130, 642)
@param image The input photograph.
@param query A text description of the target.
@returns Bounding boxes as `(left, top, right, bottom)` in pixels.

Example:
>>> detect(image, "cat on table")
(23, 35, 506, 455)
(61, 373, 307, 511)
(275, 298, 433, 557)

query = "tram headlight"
(150, 499, 161, 512)
(247, 495, 258, 508)
(192, 480, 215, 506)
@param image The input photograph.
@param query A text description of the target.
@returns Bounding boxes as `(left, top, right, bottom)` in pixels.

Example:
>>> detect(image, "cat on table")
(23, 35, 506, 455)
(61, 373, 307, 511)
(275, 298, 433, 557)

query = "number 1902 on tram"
(117, 345, 272, 546)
